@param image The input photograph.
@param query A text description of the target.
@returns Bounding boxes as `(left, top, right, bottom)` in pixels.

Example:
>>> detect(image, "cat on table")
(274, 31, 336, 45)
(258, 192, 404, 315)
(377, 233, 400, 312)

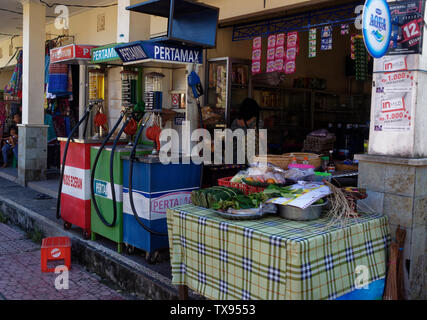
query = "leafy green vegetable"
(212, 192, 269, 211)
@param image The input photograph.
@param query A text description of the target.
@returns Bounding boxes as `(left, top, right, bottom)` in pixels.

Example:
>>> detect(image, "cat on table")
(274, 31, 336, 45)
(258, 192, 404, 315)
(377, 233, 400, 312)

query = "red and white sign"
(374, 69, 416, 132)
(51, 248, 62, 258)
(383, 56, 408, 72)
(401, 20, 422, 43)
(61, 166, 91, 201)
(59, 141, 100, 232)
(50, 44, 97, 64)
(381, 97, 405, 113)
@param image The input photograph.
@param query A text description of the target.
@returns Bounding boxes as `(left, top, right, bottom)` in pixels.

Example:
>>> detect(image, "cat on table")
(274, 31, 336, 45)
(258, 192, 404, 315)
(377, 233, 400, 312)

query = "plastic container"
(288, 163, 315, 170)
(313, 172, 332, 182)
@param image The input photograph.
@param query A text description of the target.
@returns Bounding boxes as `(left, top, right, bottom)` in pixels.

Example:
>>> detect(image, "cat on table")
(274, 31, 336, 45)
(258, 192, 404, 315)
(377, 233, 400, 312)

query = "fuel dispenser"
(89, 69, 151, 253)
(103, 0, 219, 263)
(56, 43, 130, 239)
(114, 45, 204, 262)
(53, 44, 108, 239)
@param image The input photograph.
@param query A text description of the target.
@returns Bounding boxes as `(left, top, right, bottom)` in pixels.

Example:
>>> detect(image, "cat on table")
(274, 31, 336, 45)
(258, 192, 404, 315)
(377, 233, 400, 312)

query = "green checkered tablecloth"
(166, 204, 390, 300)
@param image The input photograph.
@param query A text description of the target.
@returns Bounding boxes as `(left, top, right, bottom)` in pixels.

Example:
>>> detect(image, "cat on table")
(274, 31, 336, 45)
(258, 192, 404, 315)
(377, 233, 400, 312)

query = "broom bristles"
(384, 242, 399, 300)
(396, 226, 406, 300)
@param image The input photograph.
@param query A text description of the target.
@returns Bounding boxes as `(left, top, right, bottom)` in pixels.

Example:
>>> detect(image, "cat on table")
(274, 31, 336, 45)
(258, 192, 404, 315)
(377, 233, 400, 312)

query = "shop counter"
(166, 204, 390, 300)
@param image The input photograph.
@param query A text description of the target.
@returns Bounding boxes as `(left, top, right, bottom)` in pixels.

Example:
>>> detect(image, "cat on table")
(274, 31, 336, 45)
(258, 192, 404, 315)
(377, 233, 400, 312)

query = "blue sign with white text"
(115, 41, 203, 65)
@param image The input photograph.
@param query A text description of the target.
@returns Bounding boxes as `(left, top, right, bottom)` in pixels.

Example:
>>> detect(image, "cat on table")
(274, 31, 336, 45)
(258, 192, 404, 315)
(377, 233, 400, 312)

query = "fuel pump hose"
(90, 113, 126, 228)
(56, 104, 94, 219)
(128, 123, 168, 237)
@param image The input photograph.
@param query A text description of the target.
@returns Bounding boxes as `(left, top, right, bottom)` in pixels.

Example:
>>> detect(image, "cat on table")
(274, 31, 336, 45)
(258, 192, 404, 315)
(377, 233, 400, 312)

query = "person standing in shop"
(229, 98, 265, 164)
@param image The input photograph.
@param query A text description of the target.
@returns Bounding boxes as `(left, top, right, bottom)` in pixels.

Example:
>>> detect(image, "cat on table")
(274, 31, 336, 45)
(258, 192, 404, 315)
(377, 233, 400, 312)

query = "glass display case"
(204, 57, 252, 130)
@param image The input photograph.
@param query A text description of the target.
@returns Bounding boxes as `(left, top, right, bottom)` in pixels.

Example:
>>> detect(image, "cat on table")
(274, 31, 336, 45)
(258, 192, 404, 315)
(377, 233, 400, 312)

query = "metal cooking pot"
(278, 198, 329, 221)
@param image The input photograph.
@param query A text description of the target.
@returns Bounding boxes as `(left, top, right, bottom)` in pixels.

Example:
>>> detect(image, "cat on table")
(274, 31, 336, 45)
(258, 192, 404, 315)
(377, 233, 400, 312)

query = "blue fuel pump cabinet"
(122, 155, 201, 261)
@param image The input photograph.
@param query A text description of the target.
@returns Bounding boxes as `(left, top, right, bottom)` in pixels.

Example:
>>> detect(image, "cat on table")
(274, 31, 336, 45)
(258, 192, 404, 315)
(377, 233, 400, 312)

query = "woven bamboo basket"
(252, 154, 293, 170)
(283, 152, 322, 168)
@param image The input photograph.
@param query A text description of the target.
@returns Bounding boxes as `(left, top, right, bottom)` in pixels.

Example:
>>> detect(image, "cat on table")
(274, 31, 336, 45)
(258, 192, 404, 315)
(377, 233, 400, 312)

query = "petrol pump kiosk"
(52, 44, 101, 239)
(88, 48, 154, 253)
(55, 43, 130, 239)
(97, 0, 219, 262)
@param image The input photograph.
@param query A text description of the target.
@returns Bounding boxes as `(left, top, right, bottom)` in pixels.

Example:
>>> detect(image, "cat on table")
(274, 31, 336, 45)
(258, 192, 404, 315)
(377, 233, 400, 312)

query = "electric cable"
(90, 113, 125, 228)
(107, 117, 131, 227)
(39, 0, 117, 8)
(128, 122, 168, 237)
(56, 103, 94, 219)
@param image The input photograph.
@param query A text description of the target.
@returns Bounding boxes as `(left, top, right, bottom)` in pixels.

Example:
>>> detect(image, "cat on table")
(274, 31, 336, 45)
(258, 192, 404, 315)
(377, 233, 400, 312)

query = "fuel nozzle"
(122, 102, 135, 117)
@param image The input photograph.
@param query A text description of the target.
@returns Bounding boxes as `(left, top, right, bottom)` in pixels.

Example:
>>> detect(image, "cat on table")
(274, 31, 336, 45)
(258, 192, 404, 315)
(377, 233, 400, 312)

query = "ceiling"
(0, 0, 117, 41)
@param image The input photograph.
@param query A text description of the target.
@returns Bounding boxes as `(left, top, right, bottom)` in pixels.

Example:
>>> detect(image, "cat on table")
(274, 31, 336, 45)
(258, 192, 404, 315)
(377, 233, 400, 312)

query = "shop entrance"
(204, 0, 372, 170)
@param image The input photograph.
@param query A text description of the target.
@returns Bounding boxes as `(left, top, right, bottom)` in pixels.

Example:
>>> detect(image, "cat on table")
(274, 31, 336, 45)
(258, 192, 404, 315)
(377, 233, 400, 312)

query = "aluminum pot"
(278, 198, 329, 221)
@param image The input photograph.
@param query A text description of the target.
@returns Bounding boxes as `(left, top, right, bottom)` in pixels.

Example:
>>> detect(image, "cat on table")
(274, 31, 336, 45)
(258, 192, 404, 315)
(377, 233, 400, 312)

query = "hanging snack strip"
(285, 31, 299, 74)
(341, 24, 350, 35)
(355, 36, 368, 81)
(275, 33, 286, 72)
(308, 28, 317, 58)
(321, 25, 333, 51)
(252, 37, 262, 75)
(266, 34, 277, 73)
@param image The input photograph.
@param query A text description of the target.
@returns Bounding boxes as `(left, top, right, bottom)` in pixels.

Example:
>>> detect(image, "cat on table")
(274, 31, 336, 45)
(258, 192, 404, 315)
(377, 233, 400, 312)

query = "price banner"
(373, 70, 416, 131)
(388, 0, 425, 55)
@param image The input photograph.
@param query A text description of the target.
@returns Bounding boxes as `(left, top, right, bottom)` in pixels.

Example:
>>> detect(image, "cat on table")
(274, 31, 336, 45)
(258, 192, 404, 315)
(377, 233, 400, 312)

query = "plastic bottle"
(291, 157, 298, 164)
(335, 123, 343, 158)
(343, 124, 352, 160)
(303, 156, 309, 165)
(321, 156, 329, 172)
(327, 150, 336, 173)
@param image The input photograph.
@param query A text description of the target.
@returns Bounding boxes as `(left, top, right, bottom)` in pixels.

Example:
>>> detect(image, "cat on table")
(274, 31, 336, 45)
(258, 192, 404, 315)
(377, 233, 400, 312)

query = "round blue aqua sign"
(362, 0, 392, 58)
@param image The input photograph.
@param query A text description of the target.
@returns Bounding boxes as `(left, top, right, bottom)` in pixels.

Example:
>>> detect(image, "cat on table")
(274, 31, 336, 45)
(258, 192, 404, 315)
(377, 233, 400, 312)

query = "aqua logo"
(376, 8, 382, 15)
(372, 29, 385, 42)
(370, 14, 387, 32)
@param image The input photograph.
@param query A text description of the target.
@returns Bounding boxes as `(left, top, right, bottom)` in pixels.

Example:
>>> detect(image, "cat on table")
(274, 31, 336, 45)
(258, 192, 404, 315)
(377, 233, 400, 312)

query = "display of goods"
(252, 36, 262, 74)
(302, 134, 336, 154)
(218, 177, 266, 195)
(321, 25, 333, 50)
(293, 77, 327, 90)
(308, 28, 317, 58)
(252, 154, 293, 170)
(355, 36, 368, 81)
(283, 152, 321, 168)
(191, 186, 243, 208)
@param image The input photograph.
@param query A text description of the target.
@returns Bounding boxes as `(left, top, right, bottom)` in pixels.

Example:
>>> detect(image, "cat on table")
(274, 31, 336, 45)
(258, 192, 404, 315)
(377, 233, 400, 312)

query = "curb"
(0, 194, 193, 300)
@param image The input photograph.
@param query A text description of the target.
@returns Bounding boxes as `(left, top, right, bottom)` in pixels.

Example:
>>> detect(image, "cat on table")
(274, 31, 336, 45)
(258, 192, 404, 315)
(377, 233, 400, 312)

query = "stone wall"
(356, 154, 427, 299)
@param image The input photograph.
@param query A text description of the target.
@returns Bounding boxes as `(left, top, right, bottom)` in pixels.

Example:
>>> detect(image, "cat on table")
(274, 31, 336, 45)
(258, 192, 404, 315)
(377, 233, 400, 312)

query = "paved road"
(0, 223, 127, 300)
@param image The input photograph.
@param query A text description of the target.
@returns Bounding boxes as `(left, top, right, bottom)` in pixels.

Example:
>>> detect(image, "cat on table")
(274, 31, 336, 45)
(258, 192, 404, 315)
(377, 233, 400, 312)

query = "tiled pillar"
(17, 124, 48, 185)
(19, 1, 47, 186)
(356, 154, 427, 299)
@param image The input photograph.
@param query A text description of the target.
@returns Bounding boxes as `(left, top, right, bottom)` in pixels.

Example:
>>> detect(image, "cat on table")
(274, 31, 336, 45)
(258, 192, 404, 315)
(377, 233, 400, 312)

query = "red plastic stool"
(41, 237, 71, 273)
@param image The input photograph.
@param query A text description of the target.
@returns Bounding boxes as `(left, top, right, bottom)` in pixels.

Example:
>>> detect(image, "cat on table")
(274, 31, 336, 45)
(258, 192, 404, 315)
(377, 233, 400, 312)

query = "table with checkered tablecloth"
(166, 204, 391, 300)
